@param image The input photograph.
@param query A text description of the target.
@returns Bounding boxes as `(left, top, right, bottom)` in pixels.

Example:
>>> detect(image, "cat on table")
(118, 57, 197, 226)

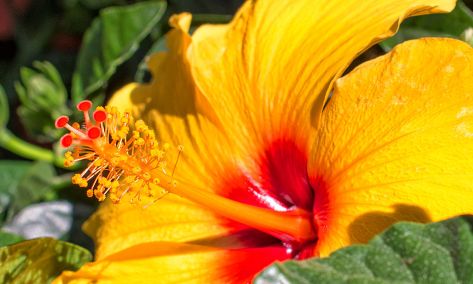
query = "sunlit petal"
(310, 38, 473, 256)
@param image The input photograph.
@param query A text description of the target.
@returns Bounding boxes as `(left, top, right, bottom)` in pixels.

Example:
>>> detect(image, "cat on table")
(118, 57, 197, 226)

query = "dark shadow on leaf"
(348, 204, 431, 244)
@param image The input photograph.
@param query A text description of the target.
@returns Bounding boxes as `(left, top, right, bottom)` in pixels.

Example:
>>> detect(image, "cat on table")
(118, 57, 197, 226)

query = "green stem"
(0, 129, 75, 169)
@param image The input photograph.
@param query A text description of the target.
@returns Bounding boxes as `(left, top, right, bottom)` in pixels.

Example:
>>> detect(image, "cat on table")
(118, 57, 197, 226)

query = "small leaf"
(0, 238, 92, 283)
(0, 86, 8, 128)
(15, 61, 71, 142)
(380, 0, 473, 51)
(0, 161, 60, 224)
(14, 161, 58, 211)
(0, 161, 32, 222)
(0, 232, 23, 247)
(72, 1, 167, 101)
(255, 216, 473, 284)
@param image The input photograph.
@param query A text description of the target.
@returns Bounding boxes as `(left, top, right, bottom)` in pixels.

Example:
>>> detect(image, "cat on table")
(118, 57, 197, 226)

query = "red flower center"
(221, 139, 322, 258)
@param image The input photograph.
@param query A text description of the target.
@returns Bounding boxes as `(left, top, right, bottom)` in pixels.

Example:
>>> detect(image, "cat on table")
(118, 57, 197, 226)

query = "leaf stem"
(0, 129, 74, 169)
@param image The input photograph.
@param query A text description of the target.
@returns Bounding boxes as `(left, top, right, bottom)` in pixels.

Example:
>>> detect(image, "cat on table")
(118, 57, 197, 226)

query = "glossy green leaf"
(380, 0, 473, 51)
(0, 238, 92, 283)
(0, 161, 32, 222)
(0, 86, 8, 129)
(72, 1, 166, 101)
(15, 61, 71, 142)
(14, 161, 57, 211)
(256, 216, 473, 284)
(0, 161, 59, 224)
(0, 232, 23, 247)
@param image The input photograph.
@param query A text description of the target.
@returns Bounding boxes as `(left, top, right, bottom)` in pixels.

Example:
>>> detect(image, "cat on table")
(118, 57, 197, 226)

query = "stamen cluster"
(55, 100, 177, 203)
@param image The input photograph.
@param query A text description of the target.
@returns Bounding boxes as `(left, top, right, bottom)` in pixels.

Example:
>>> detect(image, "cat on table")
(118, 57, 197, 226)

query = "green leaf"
(256, 216, 473, 284)
(15, 61, 71, 142)
(0, 232, 23, 247)
(380, 0, 473, 51)
(72, 0, 167, 101)
(0, 238, 92, 283)
(0, 161, 59, 224)
(0, 161, 32, 221)
(14, 161, 58, 211)
(0, 86, 8, 129)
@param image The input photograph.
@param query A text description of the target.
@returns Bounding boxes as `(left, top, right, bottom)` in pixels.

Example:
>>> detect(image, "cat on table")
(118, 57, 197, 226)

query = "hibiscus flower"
(54, 0, 473, 282)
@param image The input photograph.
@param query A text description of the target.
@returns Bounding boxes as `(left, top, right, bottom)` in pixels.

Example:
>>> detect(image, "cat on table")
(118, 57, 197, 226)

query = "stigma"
(55, 100, 180, 204)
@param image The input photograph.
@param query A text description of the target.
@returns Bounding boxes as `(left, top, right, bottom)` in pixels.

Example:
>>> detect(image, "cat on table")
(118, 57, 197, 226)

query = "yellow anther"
(144, 129, 155, 139)
(118, 131, 127, 139)
(133, 131, 140, 139)
(111, 180, 120, 189)
(86, 189, 94, 198)
(79, 179, 88, 188)
(136, 138, 145, 146)
(95, 190, 105, 202)
(72, 174, 82, 185)
(111, 156, 121, 166)
(121, 125, 129, 132)
(98, 177, 109, 185)
(132, 166, 141, 175)
(135, 120, 147, 132)
(153, 178, 160, 185)
(64, 158, 74, 167)
(121, 116, 129, 125)
(142, 172, 151, 181)
(150, 148, 163, 157)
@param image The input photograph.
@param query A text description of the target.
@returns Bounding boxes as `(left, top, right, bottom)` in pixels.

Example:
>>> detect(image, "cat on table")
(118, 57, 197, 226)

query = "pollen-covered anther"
(72, 174, 88, 188)
(55, 104, 180, 204)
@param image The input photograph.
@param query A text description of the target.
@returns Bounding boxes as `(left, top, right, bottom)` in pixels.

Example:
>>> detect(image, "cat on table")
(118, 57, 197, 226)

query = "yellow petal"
(190, 0, 456, 142)
(84, 194, 243, 260)
(107, 14, 238, 192)
(310, 38, 473, 257)
(98, 16, 250, 260)
(53, 242, 288, 284)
